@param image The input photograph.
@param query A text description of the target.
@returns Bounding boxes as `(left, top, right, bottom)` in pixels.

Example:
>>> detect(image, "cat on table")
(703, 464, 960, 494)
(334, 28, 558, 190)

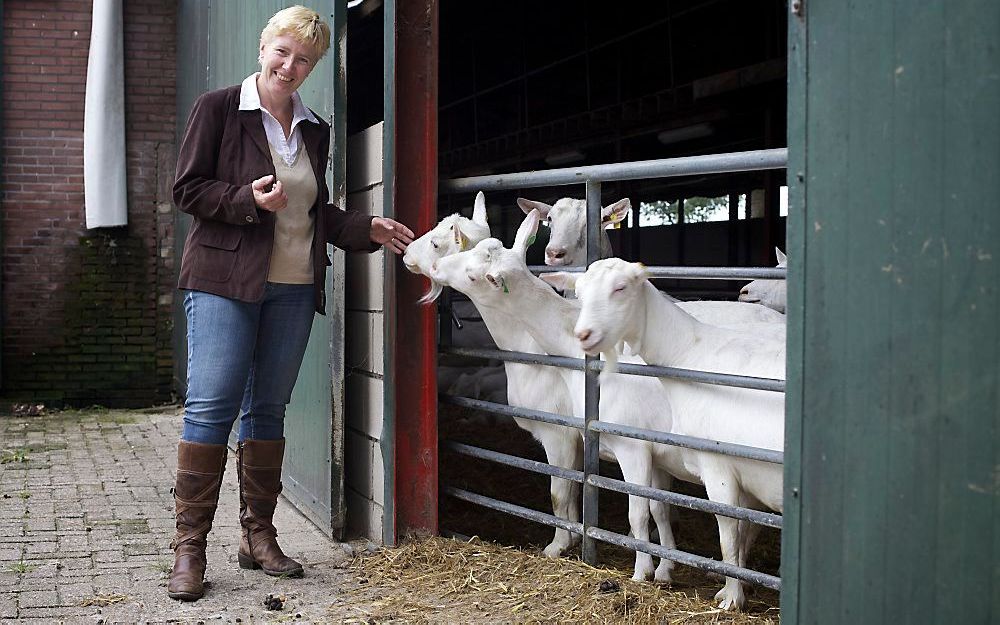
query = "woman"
(168, 6, 413, 601)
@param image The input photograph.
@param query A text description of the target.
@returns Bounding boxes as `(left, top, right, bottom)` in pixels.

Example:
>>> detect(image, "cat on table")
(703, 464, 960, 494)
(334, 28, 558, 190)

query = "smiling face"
(572, 258, 648, 355)
(258, 34, 317, 102)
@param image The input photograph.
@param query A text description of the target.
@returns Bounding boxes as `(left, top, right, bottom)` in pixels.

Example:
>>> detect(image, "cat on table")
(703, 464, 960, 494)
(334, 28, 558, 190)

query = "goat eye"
(613, 285, 626, 294)
(431, 241, 439, 250)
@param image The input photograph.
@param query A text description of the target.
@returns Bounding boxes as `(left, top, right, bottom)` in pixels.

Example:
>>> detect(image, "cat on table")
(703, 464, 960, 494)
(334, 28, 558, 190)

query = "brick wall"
(1, 1, 177, 407)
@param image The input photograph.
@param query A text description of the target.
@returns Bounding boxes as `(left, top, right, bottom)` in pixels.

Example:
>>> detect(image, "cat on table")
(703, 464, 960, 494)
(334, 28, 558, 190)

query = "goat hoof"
(542, 543, 566, 558)
(654, 563, 673, 584)
(714, 586, 746, 611)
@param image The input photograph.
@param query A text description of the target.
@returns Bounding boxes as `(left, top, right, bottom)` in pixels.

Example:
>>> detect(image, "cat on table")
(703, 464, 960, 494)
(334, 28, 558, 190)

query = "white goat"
(518, 196, 787, 330)
(404, 192, 584, 559)
(559, 257, 785, 610)
(430, 212, 682, 583)
(738, 248, 787, 313)
(517, 197, 630, 266)
(403, 194, 492, 304)
(405, 194, 775, 571)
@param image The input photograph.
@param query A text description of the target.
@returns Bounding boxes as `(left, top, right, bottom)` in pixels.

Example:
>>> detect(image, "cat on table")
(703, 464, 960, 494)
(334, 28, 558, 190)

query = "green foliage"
(0, 448, 29, 464)
(9, 561, 35, 575)
(640, 196, 731, 226)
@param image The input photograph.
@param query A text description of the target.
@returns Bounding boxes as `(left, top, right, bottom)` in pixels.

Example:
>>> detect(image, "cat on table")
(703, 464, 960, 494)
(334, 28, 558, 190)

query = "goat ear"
(629, 262, 650, 283)
(775, 247, 787, 266)
(472, 191, 488, 227)
(452, 224, 470, 251)
(484, 271, 507, 293)
(517, 198, 552, 219)
(601, 198, 631, 227)
(539, 272, 578, 293)
(513, 209, 541, 257)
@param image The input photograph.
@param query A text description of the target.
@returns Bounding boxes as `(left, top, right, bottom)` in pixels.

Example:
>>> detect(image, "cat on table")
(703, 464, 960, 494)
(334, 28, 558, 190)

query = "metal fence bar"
(443, 393, 782, 465)
(527, 265, 788, 280)
(438, 147, 788, 592)
(647, 266, 786, 280)
(440, 148, 788, 193)
(442, 487, 780, 590)
(591, 420, 784, 465)
(442, 346, 586, 369)
(440, 395, 584, 430)
(581, 179, 603, 566)
(443, 486, 582, 534)
(441, 346, 785, 392)
(612, 361, 785, 393)
(445, 441, 585, 483)
(588, 474, 783, 529)
(586, 526, 782, 590)
(445, 437, 780, 526)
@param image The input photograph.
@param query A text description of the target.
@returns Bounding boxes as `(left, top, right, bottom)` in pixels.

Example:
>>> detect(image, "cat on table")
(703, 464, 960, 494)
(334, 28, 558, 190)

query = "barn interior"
(347, 0, 787, 606)
(351, 0, 788, 291)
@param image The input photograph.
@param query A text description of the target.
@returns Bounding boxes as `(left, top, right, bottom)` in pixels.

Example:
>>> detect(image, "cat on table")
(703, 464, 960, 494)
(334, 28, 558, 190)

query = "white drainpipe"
(84, 0, 127, 229)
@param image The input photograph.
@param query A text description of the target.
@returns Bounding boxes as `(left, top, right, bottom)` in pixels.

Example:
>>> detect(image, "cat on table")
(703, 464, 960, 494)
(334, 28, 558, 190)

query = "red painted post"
(392, 0, 439, 537)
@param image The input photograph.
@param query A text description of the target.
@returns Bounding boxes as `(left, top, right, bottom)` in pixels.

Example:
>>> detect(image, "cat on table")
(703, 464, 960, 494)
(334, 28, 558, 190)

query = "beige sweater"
(266, 141, 317, 284)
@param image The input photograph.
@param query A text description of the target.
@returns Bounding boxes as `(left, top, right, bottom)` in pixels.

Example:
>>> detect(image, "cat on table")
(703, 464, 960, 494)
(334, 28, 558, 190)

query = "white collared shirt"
(238, 73, 319, 167)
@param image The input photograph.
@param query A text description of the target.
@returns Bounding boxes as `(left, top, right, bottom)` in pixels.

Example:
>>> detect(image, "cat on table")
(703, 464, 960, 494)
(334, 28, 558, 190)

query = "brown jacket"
(174, 84, 378, 313)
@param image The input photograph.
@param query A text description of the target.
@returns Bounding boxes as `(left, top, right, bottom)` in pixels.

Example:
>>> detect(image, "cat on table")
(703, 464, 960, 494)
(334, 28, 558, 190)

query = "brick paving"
(0, 408, 378, 623)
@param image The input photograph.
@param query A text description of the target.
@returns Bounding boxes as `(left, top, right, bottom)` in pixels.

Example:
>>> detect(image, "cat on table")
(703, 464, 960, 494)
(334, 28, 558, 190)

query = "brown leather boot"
(237, 438, 303, 577)
(167, 441, 227, 601)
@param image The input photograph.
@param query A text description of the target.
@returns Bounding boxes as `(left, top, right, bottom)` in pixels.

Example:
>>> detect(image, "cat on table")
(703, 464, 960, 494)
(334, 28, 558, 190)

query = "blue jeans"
(182, 283, 316, 445)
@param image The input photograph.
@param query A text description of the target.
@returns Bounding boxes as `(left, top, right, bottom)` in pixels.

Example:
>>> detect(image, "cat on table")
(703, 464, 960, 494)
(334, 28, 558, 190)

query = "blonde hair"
(260, 5, 331, 60)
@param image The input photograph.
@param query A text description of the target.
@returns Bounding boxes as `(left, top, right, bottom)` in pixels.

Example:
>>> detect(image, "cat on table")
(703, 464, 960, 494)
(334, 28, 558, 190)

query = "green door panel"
(783, 1, 1000, 623)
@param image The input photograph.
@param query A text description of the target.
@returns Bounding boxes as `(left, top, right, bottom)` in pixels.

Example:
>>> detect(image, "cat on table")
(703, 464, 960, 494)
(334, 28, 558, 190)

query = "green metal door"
(783, 1, 1000, 622)
(175, 0, 348, 537)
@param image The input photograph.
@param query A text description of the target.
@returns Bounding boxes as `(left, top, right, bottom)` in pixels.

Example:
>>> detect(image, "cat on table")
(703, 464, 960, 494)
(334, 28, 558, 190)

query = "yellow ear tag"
(454, 229, 466, 251)
(614, 221, 622, 229)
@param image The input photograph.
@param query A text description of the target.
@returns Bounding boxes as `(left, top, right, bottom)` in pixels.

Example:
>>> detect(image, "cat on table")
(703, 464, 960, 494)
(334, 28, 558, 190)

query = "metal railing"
(437, 148, 787, 591)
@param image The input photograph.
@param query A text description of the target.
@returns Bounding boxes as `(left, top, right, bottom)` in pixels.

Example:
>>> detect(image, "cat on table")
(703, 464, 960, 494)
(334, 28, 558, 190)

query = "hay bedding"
(426, 403, 781, 621)
(343, 536, 778, 624)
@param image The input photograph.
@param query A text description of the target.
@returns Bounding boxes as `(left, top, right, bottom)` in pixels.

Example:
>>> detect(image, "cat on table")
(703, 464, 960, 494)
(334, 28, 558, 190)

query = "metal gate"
(175, 0, 348, 537)
(436, 149, 787, 591)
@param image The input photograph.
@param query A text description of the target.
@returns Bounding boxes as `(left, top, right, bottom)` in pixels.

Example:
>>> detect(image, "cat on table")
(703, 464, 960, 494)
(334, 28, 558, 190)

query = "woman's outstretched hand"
(370, 217, 414, 255)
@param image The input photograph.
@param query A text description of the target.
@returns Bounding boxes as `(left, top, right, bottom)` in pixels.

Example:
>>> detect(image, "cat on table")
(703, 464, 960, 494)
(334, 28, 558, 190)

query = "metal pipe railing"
(437, 146, 789, 590)
(440, 395, 584, 430)
(588, 474, 783, 529)
(590, 420, 784, 465)
(443, 393, 783, 465)
(444, 438, 782, 528)
(527, 265, 787, 280)
(445, 441, 584, 484)
(441, 346, 785, 393)
(442, 485, 781, 590)
(440, 148, 788, 192)
(581, 179, 603, 564)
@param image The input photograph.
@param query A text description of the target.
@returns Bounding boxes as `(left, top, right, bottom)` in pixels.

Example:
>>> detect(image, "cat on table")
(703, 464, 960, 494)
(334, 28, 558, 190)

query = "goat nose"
(547, 248, 566, 259)
(576, 328, 591, 342)
(740, 286, 749, 295)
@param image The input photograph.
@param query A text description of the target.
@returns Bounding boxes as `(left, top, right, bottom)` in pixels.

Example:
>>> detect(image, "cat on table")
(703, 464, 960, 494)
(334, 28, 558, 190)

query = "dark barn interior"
(351, 0, 789, 288)
(347, 0, 788, 606)
(437, 0, 789, 293)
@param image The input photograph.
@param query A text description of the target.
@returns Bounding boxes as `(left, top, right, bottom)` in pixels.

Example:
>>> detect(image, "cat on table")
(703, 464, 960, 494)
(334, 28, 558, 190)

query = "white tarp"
(84, 0, 127, 229)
